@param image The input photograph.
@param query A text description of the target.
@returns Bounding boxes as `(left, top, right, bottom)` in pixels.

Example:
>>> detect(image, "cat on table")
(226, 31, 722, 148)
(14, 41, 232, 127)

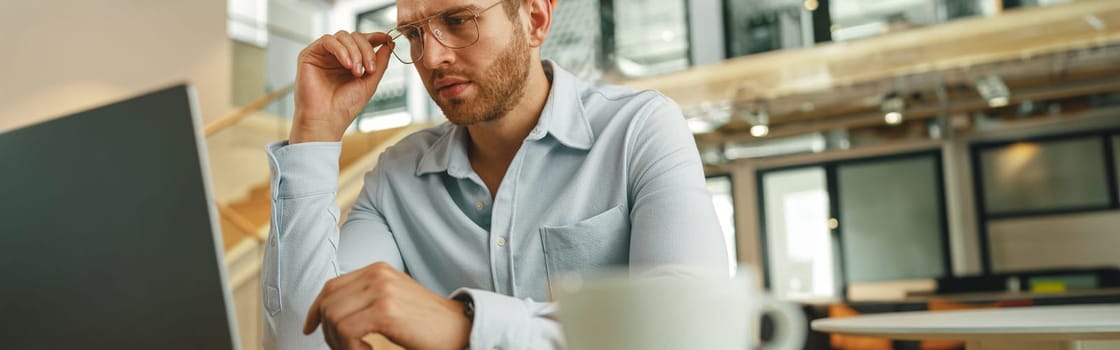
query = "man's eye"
(404, 28, 421, 39)
(442, 16, 470, 26)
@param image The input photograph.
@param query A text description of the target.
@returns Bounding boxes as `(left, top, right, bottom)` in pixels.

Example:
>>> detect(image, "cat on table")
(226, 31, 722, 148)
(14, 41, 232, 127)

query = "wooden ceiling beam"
(624, 0, 1120, 112)
(710, 75, 1120, 144)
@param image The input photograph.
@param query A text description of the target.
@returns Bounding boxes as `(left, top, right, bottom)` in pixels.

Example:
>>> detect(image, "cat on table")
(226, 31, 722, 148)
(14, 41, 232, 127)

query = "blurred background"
(2, 0, 1118, 349)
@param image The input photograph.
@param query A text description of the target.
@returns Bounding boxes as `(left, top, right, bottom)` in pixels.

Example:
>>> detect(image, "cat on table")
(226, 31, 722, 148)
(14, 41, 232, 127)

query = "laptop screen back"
(0, 85, 238, 349)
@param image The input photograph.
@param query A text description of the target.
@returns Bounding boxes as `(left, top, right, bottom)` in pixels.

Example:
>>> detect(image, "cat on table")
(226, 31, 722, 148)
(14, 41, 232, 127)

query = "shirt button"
(475, 201, 485, 211)
(496, 237, 507, 247)
(271, 236, 276, 247)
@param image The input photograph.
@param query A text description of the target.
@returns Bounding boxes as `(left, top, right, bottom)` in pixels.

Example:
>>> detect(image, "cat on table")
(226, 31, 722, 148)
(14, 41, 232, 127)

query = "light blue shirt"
(261, 62, 728, 350)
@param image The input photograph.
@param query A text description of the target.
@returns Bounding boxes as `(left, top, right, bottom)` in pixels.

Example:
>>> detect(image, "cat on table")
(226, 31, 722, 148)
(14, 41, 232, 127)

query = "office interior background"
(2, 0, 1118, 349)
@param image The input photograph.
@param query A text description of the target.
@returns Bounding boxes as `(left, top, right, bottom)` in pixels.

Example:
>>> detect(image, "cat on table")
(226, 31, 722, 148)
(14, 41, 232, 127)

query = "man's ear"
(524, 0, 552, 48)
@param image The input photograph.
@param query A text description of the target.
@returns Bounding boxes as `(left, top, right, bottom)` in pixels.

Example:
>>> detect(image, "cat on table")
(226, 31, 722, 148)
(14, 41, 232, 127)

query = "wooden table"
(812, 304, 1120, 350)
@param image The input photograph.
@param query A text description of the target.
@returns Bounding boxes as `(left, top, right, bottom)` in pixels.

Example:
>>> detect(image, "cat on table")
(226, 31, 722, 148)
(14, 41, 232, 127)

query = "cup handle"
(757, 294, 806, 350)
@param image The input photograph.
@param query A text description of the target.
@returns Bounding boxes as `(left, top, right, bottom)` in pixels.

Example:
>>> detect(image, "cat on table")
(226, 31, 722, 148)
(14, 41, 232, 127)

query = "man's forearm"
(262, 141, 345, 350)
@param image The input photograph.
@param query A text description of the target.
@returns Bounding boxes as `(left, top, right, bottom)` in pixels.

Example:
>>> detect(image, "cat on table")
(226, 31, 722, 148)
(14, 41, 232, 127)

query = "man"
(262, 0, 728, 348)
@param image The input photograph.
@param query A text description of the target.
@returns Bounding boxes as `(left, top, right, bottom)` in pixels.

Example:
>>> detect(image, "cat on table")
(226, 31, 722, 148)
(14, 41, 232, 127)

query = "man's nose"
(420, 26, 454, 69)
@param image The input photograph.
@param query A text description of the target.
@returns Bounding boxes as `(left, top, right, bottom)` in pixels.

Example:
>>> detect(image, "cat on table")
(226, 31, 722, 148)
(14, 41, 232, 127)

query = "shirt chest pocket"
(539, 205, 631, 281)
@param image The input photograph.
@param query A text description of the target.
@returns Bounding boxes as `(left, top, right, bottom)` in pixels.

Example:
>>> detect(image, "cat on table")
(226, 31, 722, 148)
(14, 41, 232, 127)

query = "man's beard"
(432, 26, 531, 126)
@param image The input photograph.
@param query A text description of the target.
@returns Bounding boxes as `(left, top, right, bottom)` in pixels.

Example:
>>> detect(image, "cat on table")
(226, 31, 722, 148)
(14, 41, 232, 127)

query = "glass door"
(759, 166, 838, 301)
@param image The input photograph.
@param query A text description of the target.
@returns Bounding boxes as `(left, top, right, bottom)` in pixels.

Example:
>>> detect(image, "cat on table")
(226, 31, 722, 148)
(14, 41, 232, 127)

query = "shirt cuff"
(451, 288, 532, 350)
(266, 140, 342, 199)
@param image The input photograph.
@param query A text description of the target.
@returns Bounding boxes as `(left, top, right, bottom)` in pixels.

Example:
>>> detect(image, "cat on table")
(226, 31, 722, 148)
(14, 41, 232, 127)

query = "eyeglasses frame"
(386, 0, 506, 64)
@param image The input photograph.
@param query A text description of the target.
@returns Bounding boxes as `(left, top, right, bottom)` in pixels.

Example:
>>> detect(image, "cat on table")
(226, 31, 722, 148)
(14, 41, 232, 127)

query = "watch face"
(455, 295, 475, 320)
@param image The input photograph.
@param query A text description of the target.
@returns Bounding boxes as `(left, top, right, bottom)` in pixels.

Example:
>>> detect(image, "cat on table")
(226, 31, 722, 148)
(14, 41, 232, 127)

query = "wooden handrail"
(205, 84, 295, 137)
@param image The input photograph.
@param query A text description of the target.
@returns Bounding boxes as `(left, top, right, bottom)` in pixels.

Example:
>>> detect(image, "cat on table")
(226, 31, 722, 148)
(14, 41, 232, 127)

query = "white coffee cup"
(553, 266, 806, 350)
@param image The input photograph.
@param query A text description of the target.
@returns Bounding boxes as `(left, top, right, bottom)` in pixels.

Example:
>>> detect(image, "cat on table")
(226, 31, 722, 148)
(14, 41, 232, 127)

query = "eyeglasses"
(387, 0, 505, 64)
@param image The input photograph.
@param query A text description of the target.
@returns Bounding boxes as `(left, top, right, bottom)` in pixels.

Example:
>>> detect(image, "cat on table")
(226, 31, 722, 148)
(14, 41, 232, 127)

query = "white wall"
(989, 211, 1120, 272)
(0, 0, 230, 132)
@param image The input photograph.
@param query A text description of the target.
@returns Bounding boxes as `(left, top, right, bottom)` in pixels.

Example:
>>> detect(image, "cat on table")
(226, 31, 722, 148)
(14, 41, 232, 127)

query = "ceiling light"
(751, 125, 770, 137)
(724, 132, 826, 159)
(975, 74, 1011, 108)
(884, 112, 903, 125)
(881, 92, 905, 126)
(744, 102, 770, 138)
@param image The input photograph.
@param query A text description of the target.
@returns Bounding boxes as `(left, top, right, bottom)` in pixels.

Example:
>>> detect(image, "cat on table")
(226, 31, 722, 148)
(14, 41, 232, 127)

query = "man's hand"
(304, 262, 473, 350)
(290, 31, 394, 144)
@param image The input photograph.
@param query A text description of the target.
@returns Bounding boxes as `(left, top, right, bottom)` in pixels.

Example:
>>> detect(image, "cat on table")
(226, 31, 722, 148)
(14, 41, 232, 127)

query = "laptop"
(0, 85, 240, 349)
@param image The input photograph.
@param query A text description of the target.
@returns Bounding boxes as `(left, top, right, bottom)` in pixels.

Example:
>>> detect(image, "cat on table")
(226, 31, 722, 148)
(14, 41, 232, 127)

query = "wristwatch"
(454, 294, 475, 321)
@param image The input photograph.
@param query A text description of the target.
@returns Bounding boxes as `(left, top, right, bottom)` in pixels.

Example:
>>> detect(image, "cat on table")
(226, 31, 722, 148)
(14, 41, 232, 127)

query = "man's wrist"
(452, 294, 474, 348)
(454, 294, 475, 321)
(289, 114, 345, 144)
(289, 128, 342, 144)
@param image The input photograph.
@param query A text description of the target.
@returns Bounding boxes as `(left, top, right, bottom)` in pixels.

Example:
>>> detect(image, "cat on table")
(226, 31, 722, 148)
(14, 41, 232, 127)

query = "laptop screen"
(0, 85, 238, 349)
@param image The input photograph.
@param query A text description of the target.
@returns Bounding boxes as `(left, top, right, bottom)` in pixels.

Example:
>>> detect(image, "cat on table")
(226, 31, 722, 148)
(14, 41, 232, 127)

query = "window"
(971, 131, 1120, 273)
(757, 151, 950, 299)
(836, 154, 948, 283)
(829, 0, 983, 42)
(724, 0, 809, 57)
(976, 136, 1111, 216)
(609, 0, 691, 78)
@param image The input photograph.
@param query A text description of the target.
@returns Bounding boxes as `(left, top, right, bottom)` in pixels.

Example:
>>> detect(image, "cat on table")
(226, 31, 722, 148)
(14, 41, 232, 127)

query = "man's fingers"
(305, 263, 400, 335)
(347, 338, 374, 350)
(304, 277, 346, 335)
(374, 40, 393, 70)
(303, 292, 325, 334)
(334, 31, 364, 76)
(303, 279, 363, 334)
(336, 306, 389, 350)
(304, 267, 376, 334)
(362, 40, 395, 90)
(318, 281, 379, 324)
(323, 321, 343, 349)
(363, 32, 393, 46)
(349, 31, 377, 75)
(319, 35, 352, 70)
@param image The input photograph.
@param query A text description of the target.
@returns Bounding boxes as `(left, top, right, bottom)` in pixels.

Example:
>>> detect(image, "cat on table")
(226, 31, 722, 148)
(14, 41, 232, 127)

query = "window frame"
(969, 129, 1120, 273)
(756, 150, 952, 299)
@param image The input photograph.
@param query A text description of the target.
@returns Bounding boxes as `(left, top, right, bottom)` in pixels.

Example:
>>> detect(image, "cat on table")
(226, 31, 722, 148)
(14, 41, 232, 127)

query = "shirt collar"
(415, 60, 595, 177)
(532, 60, 595, 150)
(415, 124, 473, 177)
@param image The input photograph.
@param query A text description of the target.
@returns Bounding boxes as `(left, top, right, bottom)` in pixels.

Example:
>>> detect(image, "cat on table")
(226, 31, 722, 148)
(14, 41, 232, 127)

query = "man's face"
(397, 0, 532, 126)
